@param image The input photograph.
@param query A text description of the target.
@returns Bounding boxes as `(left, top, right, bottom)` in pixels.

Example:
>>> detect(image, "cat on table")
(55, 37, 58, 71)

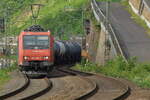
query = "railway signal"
(84, 19, 90, 35)
(0, 18, 5, 33)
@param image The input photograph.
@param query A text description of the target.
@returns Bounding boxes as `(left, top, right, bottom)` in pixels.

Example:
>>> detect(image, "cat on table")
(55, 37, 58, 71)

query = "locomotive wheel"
(19, 66, 27, 72)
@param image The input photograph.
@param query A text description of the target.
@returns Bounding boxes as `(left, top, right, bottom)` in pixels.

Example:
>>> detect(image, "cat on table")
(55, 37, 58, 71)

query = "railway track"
(0, 67, 131, 100)
(0, 72, 52, 100)
(57, 67, 130, 100)
(57, 67, 98, 100)
(0, 72, 29, 99)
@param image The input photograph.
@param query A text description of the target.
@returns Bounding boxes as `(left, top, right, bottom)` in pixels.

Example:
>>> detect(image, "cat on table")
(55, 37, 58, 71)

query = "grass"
(96, 0, 122, 2)
(121, 0, 150, 34)
(0, 54, 17, 89)
(73, 57, 150, 88)
(0, 63, 17, 89)
(0, 55, 17, 60)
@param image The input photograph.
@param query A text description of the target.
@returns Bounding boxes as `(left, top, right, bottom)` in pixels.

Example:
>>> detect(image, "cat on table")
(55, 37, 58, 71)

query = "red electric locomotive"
(18, 25, 54, 72)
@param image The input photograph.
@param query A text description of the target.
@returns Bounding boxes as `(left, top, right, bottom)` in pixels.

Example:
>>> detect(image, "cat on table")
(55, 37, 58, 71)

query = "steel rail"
(0, 72, 52, 100)
(57, 67, 98, 100)
(0, 72, 30, 99)
(68, 68, 131, 100)
(20, 77, 52, 100)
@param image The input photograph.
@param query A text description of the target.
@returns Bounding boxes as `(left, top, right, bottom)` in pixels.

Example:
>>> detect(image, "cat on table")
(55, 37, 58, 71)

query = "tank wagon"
(54, 41, 81, 64)
(18, 25, 81, 73)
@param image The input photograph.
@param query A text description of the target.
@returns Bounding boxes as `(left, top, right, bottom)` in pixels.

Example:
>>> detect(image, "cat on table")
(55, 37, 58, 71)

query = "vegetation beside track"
(0, 0, 90, 87)
(96, 0, 122, 2)
(73, 57, 150, 88)
(72, 0, 150, 89)
(0, 64, 17, 90)
(0, 0, 90, 39)
(0, 55, 17, 89)
(0, 55, 17, 60)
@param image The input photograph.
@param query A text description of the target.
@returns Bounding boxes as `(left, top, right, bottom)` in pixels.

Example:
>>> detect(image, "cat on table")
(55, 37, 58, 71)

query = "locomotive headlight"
(44, 56, 49, 59)
(24, 56, 29, 60)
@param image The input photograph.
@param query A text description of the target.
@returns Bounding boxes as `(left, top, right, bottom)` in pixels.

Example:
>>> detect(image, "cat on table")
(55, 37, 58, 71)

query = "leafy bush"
(74, 57, 150, 88)
(0, 0, 90, 37)
(0, 63, 17, 89)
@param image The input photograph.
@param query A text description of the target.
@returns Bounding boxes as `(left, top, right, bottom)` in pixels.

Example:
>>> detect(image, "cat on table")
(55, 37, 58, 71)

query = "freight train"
(18, 25, 81, 73)
(54, 41, 81, 64)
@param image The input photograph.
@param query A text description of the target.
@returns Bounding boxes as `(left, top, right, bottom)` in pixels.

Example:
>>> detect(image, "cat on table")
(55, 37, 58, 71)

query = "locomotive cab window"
(23, 35, 49, 49)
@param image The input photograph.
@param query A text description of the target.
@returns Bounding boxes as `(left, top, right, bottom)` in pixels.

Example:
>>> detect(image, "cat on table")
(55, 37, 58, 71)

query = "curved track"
(57, 67, 98, 100)
(35, 68, 97, 100)
(0, 67, 131, 100)
(1, 73, 52, 100)
(58, 67, 130, 100)
(20, 78, 52, 100)
(0, 72, 30, 99)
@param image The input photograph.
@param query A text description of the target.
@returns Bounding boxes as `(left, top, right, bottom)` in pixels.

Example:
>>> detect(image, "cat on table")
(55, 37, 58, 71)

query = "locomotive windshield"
(23, 35, 49, 49)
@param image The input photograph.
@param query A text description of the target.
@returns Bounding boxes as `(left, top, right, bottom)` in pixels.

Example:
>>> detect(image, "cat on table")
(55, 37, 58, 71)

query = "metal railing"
(91, 0, 128, 62)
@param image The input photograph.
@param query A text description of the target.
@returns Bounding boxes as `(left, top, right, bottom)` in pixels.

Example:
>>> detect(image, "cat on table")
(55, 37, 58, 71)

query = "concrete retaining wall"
(86, 22, 101, 63)
(86, 21, 116, 65)
(85, 0, 118, 65)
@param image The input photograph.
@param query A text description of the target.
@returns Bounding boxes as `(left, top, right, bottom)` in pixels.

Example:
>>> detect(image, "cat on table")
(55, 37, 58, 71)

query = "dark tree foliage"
(0, 0, 34, 17)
